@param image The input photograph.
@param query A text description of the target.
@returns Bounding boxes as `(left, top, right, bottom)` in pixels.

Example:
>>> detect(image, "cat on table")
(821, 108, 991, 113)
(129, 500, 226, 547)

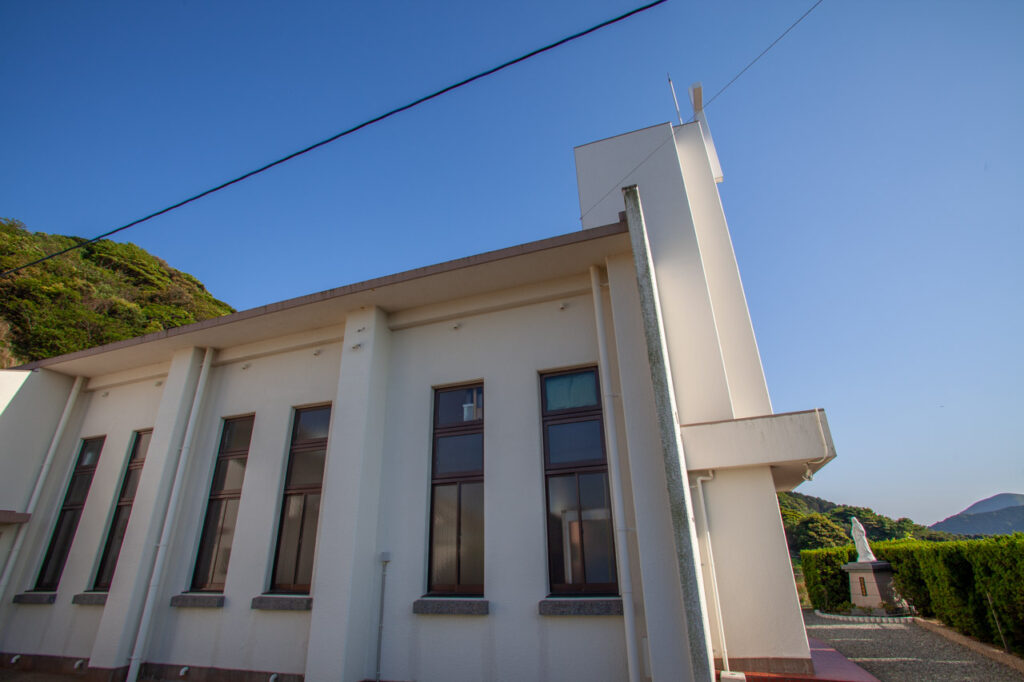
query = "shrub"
(800, 545, 854, 612)
(802, 535, 1024, 654)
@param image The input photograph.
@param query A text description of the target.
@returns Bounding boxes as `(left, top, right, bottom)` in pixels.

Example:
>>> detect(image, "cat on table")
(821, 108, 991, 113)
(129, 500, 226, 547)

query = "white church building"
(0, 108, 836, 681)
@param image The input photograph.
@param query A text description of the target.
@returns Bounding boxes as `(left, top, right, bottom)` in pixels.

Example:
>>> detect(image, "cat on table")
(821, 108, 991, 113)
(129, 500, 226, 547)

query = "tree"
(794, 513, 849, 551)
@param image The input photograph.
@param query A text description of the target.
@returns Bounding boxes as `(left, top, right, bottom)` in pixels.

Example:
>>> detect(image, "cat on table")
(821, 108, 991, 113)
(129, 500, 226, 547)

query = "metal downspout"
(0, 375, 85, 607)
(126, 348, 215, 682)
(693, 470, 733, 673)
(589, 265, 641, 682)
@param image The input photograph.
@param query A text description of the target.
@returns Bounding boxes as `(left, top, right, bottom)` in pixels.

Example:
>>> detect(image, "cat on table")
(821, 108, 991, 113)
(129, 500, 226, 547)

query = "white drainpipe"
(589, 265, 641, 682)
(693, 470, 744, 680)
(127, 348, 215, 682)
(0, 375, 85, 602)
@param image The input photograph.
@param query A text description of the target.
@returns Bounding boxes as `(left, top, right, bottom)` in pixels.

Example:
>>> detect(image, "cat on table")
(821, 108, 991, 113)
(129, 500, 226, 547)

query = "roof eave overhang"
(18, 221, 629, 377)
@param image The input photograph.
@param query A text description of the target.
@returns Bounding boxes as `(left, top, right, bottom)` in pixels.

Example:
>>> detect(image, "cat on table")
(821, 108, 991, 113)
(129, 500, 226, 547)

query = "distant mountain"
(1, 218, 234, 366)
(930, 493, 1024, 536)
(958, 493, 1024, 516)
(931, 505, 1024, 536)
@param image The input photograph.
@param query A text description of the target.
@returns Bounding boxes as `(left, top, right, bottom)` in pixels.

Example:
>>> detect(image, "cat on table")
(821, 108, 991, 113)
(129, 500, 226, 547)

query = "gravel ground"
(804, 610, 1024, 681)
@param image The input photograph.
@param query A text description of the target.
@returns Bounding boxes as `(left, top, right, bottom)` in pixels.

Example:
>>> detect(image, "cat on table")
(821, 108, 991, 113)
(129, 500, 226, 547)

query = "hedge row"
(801, 534, 1024, 655)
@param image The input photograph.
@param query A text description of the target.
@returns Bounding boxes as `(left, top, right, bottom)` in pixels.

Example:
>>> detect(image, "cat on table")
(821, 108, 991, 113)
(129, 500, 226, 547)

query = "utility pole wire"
(1, 0, 668, 280)
(581, 0, 824, 223)
(698, 0, 825, 116)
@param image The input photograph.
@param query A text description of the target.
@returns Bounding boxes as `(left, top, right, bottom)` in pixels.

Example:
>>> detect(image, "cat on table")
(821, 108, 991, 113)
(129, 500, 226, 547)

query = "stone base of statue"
(842, 561, 896, 615)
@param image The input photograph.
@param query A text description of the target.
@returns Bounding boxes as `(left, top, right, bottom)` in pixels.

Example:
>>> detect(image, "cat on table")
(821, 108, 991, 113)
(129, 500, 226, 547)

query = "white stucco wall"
(0, 370, 75, 513)
(372, 291, 627, 682)
(146, 333, 344, 675)
(0, 375, 163, 658)
(0, 369, 76, 597)
(0, 287, 640, 681)
(578, 124, 816, 673)
(696, 466, 810, 663)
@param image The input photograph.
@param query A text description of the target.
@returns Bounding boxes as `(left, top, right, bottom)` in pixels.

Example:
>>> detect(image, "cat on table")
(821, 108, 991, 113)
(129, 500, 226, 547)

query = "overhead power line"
(699, 0, 825, 115)
(580, 0, 825, 223)
(1, 0, 668, 280)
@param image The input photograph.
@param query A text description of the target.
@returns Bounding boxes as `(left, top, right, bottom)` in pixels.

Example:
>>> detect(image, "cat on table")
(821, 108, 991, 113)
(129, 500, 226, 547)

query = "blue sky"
(2, 1, 1021, 525)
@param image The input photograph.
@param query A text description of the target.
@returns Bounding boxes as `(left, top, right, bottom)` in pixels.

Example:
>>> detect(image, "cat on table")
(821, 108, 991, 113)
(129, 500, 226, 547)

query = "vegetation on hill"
(778, 491, 956, 555)
(0, 218, 234, 367)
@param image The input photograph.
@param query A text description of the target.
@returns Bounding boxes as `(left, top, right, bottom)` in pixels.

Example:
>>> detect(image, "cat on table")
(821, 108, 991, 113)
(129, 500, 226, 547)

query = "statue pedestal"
(842, 561, 896, 615)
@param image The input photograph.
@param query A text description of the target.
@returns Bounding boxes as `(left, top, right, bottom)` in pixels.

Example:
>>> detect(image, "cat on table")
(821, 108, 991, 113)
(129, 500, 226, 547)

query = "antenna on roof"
(667, 73, 684, 125)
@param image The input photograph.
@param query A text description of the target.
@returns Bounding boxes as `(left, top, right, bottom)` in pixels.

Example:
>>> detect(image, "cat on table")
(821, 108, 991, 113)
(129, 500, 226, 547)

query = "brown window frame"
(190, 416, 254, 592)
(427, 384, 484, 596)
(35, 436, 105, 592)
(269, 405, 331, 594)
(93, 430, 151, 591)
(541, 367, 618, 596)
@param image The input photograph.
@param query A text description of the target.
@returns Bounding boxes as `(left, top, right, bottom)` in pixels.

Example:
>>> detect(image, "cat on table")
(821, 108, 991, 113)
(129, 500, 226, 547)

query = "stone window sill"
(538, 597, 622, 616)
(0, 509, 31, 524)
(72, 592, 108, 606)
(170, 593, 225, 608)
(413, 598, 489, 615)
(251, 595, 312, 611)
(12, 592, 56, 605)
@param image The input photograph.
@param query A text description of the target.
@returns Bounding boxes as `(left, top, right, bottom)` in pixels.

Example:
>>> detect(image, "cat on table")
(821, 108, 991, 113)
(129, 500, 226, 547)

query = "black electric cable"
(0, 0, 668, 279)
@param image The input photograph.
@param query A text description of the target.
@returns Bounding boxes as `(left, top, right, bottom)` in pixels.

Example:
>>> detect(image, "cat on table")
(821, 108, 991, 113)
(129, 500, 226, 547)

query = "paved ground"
(804, 610, 1024, 682)
(4, 615, 1022, 681)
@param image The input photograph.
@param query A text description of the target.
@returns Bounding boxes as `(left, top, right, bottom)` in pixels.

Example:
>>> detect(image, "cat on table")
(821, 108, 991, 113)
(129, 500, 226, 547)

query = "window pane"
(77, 437, 104, 468)
(579, 472, 616, 584)
(295, 493, 320, 588)
(436, 386, 483, 426)
(209, 498, 240, 587)
(286, 447, 326, 487)
(130, 431, 152, 461)
(192, 499, 224, 589)
(221, 418, 254, 451)
(293, 406, 331, 442)
(544, 371, 598, 411)
(547, 475, 583, 586)
(273, 494, 304, 589)
(547, 420, 604, 465)
(120, 468, 142, 501)
(459, 482, 484, 588)
(430, 484, 458, 588)
(65, 472, 94, 506)
(211, 457, 247, 493)
(36, 508, 81, 590)
(434, 433, 483, 475)
(94, 505, 131, 590)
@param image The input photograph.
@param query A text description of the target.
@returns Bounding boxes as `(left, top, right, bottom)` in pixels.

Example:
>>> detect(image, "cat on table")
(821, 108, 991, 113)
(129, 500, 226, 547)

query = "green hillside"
(778, 491, 957, 555)
(0, 218, 234, 367)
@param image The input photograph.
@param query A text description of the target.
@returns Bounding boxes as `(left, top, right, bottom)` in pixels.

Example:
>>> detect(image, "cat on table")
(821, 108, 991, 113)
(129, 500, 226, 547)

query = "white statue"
(851, 517, 877, 562)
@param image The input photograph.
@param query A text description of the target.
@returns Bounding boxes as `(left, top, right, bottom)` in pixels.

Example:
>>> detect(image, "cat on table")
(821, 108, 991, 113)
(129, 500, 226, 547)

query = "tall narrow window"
(428, 384, 484, 595)
(93, 430, 151, 590)
(191, 417, 254, 591)
(270, 405, 331, 593)
(36, 437, 105, 591)
(541, 368, 617, 594)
